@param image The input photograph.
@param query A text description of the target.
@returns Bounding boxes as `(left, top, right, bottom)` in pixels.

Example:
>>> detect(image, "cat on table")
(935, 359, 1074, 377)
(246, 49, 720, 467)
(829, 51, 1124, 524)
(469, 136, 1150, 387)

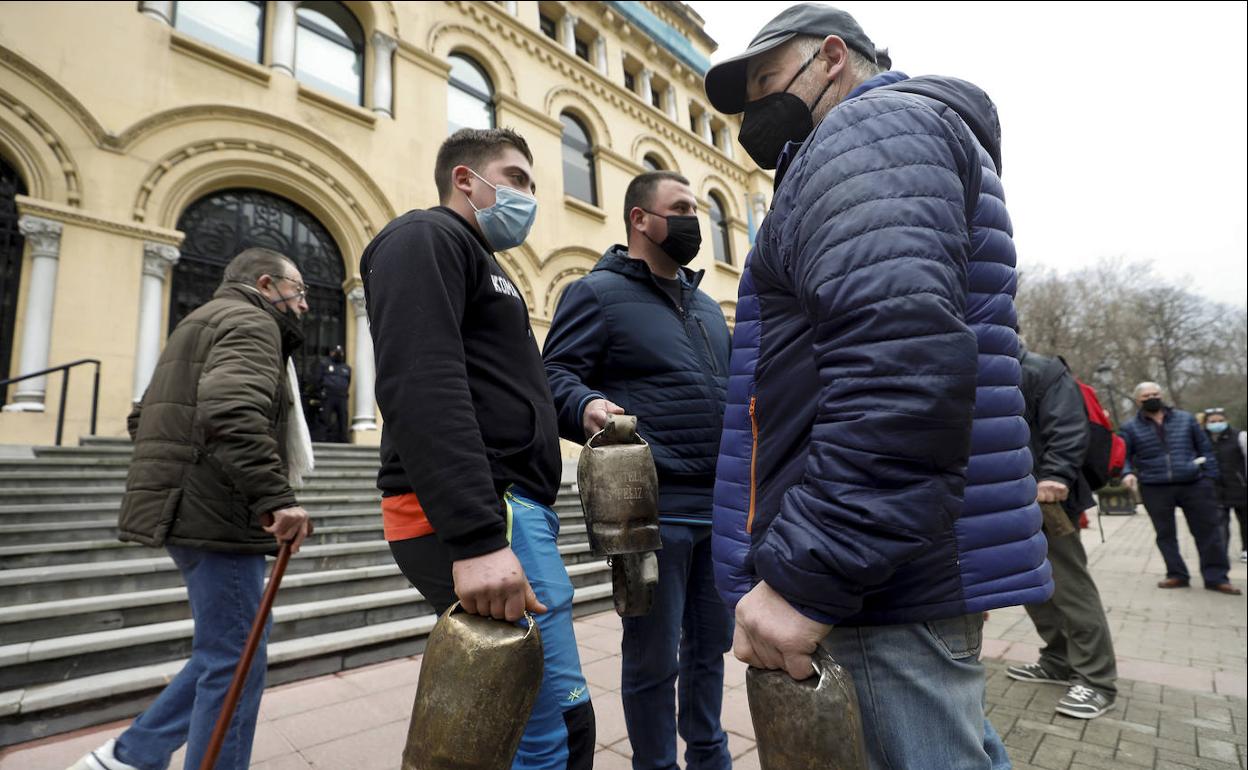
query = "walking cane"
(199, 541, 293, 770)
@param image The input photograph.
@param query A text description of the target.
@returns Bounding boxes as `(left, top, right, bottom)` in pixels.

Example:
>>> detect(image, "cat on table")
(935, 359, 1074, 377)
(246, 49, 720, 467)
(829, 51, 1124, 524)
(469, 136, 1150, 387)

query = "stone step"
(0, 523, 589, 568)
(0, 556, 609, 646)
(0, 559, 612, 692)
(0, 474, 385, 491)
(0, 583, 614, 746)
(0, 540, 598, 606)
(0, 564, 410, 643)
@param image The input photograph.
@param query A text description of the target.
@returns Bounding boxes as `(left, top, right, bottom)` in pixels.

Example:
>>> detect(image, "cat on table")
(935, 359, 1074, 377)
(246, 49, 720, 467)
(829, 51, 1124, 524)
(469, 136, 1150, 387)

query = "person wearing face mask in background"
(1120, 384, 1239, 594)
(360, 128, 595, 769)
(70, 248, 315, 770)
(543, 171, 733, 770)
(703, 4, 1055, 766)
(1202, 408, 1248, 564)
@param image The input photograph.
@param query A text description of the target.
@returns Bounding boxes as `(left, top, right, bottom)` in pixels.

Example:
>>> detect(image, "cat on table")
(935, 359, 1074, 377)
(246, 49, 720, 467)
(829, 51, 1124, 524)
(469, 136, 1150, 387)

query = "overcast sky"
(689, 1, 1248, 307)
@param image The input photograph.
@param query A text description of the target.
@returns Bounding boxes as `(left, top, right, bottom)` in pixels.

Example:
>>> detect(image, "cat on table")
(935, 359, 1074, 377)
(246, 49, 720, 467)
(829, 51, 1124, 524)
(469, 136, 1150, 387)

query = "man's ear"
(451, 165, 474, 197)
(629, 206, 647, 231)
(819, 35, 849, 82)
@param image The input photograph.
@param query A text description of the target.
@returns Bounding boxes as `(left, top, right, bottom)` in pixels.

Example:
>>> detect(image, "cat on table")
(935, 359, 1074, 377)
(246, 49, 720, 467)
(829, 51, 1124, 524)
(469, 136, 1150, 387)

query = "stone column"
(698, 112, 713, 143)
(347, 288, 377, 432)
(270, 0, 299, 76)
(131, 243, 180, 404)
(559, 13, 578, 54)
(639, 68, 653, 106)
(139, 0, 173, 25)
(370, 32, 397, 117)
(665, 86, 678, 120)
(594, 35, 608, 75)
(504, 0, 518, 15)
(719, 126, 735, 159)
(3, 216, 63, 412)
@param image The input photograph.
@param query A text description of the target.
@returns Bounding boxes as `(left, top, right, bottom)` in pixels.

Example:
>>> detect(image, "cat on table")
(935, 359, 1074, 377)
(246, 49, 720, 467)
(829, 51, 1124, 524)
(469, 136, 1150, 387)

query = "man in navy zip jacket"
(704, 5, 1052, 766)
(544, 171, 734, 770)
(1120, 382, 1239, 594)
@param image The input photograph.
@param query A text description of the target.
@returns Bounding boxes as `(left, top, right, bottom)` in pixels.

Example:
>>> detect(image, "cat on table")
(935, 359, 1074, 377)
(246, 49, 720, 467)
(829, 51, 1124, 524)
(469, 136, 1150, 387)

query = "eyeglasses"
(276, 275, 308, 301)
(1204, 408, 1225, 415)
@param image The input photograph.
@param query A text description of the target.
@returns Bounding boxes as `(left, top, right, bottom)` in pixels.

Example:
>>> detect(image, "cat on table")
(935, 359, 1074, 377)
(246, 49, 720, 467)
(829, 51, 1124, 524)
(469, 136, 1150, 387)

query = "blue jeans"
(621, 524, 734, 770)
(115, 546, 270, 770)
(823, 614, 996, 770)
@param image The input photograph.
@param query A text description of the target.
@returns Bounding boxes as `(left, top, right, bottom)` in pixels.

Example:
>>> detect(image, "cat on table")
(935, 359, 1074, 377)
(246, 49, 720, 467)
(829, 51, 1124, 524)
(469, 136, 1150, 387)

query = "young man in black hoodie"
(543, 171, 733, 770)
(360, 128, 593, 768)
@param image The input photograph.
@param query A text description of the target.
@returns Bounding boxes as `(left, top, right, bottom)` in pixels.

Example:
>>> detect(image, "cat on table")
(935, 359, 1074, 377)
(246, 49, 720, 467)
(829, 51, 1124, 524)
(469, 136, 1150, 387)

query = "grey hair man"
(71, 247, 314, 770)
(1120, 382, 1239, 594)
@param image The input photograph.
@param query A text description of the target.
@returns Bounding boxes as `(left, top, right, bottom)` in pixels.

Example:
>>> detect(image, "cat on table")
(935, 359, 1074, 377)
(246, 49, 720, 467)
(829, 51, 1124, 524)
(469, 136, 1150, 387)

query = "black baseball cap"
(705, 3, 879, 114)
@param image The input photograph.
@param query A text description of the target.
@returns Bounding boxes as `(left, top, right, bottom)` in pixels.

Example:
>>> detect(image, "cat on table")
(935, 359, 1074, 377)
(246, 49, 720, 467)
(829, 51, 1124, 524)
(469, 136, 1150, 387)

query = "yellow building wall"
(0, 0, 772, 448)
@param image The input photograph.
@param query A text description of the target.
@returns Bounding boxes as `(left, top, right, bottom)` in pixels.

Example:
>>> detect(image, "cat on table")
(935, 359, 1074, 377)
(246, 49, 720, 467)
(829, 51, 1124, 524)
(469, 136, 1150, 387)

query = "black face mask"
(738, 51, 835, 170)
(1142, 398, 1164, 414)
(643, 211, 702, 266)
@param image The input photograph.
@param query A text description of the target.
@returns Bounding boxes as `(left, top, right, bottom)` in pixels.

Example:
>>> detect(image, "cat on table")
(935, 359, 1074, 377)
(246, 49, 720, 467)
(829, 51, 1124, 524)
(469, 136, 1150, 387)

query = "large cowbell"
(577, 414, 661, 615)
(747, 644, 869, 770)
(402, 604, 543, 770)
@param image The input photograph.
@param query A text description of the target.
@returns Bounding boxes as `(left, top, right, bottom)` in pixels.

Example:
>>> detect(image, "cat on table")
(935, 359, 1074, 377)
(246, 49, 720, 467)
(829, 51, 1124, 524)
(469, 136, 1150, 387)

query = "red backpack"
(1071, 375, 1126, 489)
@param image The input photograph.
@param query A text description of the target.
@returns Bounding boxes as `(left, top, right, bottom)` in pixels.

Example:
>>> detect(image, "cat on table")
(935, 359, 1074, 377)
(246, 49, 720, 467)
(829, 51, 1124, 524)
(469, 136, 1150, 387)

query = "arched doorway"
(170, 189, 347, 432)
(0, 156, 28, 408)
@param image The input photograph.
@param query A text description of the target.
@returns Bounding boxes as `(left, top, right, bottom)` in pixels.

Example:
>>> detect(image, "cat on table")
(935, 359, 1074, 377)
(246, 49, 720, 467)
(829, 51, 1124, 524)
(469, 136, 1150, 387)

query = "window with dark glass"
(689, 109, 699, 134)
(447, 53, 495, 133)
(642, 154, 664, 172)
(651, 87, 662, 110)
(173, 0, 264, 62)
(624, 70, 636, 93)
(575, 38, 589, 61)
(560, 113, 597, 206)
(709, 193, 732, 264)
(170, 189, 347, 401)
(295, 1, 365, 105)
(540, 14, 557, 40)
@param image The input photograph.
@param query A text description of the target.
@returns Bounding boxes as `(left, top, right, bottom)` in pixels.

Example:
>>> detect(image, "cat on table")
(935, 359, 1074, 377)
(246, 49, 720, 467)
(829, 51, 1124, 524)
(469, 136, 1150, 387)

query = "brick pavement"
(3, 509, 1244, 769)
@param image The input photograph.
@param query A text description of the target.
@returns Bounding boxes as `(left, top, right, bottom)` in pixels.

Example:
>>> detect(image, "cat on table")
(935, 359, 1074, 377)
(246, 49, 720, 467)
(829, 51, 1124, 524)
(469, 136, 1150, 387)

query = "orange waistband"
(381, 493, 435, 542)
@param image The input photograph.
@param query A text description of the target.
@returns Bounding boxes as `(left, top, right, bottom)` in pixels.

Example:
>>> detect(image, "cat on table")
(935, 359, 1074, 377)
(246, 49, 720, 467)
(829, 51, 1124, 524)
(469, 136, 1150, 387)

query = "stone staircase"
(0, 438, 611, 746)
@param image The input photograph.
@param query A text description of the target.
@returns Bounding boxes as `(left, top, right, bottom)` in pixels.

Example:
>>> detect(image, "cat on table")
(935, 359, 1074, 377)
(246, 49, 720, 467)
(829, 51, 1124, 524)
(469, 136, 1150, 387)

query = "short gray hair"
(1132, 381, 1163, 400)
(222, 247, 297, 287)
(792, 35, 885, 82)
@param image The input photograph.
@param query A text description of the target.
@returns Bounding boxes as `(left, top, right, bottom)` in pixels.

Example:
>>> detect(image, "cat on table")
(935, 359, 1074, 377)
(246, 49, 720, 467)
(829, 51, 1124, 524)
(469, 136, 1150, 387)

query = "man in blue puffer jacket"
(1120, 382, 1239, 594)
(704, 4, 1052, 767)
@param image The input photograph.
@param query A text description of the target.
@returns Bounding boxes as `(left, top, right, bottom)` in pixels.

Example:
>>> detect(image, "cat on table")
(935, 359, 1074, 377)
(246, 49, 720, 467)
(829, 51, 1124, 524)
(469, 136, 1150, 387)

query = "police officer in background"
(315, 345, 351, 443)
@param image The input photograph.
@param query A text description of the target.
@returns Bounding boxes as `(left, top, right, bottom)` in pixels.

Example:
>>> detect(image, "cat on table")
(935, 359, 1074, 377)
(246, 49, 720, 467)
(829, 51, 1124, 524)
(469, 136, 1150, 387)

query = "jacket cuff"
(577, 391, 608, 433)
(444, 528, 511, 562)
(252, 492, 299, 521)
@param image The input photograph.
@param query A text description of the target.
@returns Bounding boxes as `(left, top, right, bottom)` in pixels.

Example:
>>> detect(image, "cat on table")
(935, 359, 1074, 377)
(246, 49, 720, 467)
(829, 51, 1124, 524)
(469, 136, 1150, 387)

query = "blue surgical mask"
(466, 169, 537, 251)
(1208, 422, 1229, 434)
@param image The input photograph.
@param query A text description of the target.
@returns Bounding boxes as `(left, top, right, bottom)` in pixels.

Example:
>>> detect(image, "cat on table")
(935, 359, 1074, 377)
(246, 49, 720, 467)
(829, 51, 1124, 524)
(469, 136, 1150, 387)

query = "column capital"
(348, 286, 367, 315)
(18, 215, 63, 257)
(370, 31, 398, 54)
(142, 241, 180, 278)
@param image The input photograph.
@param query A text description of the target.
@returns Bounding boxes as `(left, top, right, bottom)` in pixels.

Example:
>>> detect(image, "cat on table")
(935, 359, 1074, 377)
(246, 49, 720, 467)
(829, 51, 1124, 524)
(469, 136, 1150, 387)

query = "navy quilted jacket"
(544, 247, 730, 523)
(1120, 408, 1219, 485)
(711, 72, 1053, 626)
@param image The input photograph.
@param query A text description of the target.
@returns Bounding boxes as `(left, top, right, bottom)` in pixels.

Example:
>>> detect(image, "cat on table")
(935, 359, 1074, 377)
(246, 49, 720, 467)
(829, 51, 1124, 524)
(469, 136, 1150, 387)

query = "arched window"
(642, 154, 664, 172)
(708, 192, 732, 265)
(171, 189, 347, 406)
(447, 53, 495, 133)
(560, 113, 597, 206)
(0, 156, 27, 406)
(295, 1, 365, 105)
(173, 0, 264, 62)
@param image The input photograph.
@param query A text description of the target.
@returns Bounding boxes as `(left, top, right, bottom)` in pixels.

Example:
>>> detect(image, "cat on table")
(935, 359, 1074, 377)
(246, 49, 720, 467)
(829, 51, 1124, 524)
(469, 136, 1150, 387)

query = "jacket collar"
(213, 283, 304, 357)
(774, 71, 910, 188)
(593, 245, 705, 291)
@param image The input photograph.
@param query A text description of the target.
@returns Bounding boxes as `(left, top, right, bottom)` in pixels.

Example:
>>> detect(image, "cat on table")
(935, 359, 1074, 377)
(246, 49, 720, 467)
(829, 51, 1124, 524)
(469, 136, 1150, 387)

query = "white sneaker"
(66, 739, 140, 770)
(1055, 684, 1115, 719)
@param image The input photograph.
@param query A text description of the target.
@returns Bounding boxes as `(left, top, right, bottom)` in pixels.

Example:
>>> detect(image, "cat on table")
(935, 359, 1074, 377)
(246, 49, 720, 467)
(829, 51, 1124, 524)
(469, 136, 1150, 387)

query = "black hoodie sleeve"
(1034, 363, 1090, 489)
(364, 220, 508, 561)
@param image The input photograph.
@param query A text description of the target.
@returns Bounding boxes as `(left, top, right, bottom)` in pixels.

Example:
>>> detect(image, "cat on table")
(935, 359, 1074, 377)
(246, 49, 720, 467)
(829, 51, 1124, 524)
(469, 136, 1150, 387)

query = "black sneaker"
(1005, 662, 1066, 685)
(1056, 684, 1115, 719)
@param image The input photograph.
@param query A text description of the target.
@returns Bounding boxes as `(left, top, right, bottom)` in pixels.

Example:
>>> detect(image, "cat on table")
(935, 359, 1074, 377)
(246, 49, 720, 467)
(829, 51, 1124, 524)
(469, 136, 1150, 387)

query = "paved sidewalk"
(3, 510, 1244, 769)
